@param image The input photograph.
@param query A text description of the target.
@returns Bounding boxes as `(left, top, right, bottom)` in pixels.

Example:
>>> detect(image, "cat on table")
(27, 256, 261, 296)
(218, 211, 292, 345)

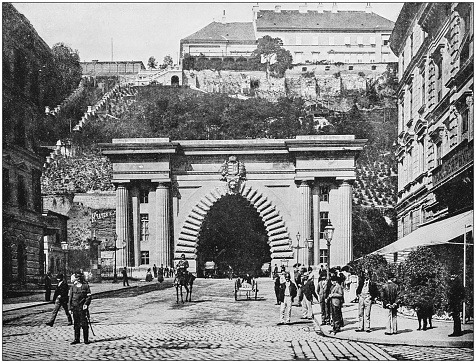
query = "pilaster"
(115, 183, 130, 268)
(156, 183, 171, 266)
(131, 186, 140, 267)
(298, 180, 312, 266)
(312, 182, 320, 267)
(334, 180, 353, 266)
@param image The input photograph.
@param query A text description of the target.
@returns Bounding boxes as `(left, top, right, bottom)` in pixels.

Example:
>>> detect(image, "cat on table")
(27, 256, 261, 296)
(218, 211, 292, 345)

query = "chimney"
(331, 3, 338, 13)
(299, 3, 308, 14)
(365, 3, 372, 13)
(252, 3, 259, 20)
(317, 3, 324, 13)
(221, 10, 226, 23)
(275, 5, 282, 13)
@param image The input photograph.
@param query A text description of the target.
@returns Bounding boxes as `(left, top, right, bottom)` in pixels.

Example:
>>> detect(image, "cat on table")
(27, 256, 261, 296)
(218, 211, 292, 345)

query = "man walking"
(448, 274, 465, 337)
(152, 264, 158, 279)
(317, 273, 330, 325)
(46, 273, 72, 327)
(122, 267, 129, 286)
(355, 269, 379, 333)
(381, 273, 399, 335)
(301, 272, 318, 320)
(277, 272, 297, 325)
(69, 271, 92, 344)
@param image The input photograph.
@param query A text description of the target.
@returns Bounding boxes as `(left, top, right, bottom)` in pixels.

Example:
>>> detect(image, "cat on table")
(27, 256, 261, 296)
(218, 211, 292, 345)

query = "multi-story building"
(180, 3, 397, 65)
(377, 3, 473, 262)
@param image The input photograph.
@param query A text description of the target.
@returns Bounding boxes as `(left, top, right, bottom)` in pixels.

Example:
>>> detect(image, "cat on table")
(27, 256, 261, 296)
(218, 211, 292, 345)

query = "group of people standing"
(45, 271, 92, 345)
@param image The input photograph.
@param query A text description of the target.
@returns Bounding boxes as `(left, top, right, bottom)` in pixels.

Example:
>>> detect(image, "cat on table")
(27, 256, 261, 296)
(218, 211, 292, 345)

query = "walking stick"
(86, 309, 96, 336)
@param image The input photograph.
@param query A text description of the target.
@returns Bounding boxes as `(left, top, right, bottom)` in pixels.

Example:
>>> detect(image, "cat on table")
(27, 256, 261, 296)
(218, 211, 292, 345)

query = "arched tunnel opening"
(196, 194, 270, 278)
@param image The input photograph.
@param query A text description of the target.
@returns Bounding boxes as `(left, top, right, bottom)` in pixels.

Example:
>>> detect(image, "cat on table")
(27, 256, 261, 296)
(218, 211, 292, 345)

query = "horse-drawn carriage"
(203, 261, 217, 278)
(234, 277, 258, 300)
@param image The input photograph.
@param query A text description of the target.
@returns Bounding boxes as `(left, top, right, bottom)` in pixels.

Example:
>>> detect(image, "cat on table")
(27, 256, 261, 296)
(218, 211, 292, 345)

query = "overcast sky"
(12, 2, 404, 66)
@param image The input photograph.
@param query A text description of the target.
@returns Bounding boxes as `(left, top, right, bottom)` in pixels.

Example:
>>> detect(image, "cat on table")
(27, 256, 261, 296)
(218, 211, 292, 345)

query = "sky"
(12, 2, 404, 66)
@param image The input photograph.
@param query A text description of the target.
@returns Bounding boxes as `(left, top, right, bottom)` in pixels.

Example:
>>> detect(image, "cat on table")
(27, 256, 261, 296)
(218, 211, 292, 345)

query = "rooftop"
(181, 22, 256, 43)
(256, 10, 395, 31)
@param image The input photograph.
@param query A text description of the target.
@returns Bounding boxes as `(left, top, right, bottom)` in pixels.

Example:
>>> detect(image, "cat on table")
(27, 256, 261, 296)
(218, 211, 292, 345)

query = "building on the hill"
(180, 3, 397, 65)
(180, 14, 257, 59)
(254, 3, 397, 65)
(375, 3, 473, 263)
(3, 3, 53, 288)
(80, 60, 146, 77)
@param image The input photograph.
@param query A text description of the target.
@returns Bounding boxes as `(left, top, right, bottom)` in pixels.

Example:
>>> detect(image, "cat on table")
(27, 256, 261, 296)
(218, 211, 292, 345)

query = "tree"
(160, 55, 174, 69)
(147, 56, 157, 69)
(51, 42, 82, 99)
(252, 35, 293, 78)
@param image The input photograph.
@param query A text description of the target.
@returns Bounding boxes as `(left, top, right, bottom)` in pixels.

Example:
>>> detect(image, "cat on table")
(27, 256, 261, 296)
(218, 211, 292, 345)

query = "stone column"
(466, 94, 473, 141)
(335, 180, 353, 266)
(116, 184, 130, 268)
(312, 182, 320, 268)
(298, 180, 312, 267)
(131, 187, 140, 267)
(156, 183, 171, 267)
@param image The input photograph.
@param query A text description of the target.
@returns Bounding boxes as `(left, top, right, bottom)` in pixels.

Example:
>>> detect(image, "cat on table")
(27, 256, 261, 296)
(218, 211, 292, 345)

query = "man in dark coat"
(316, 273, 331, 325)
(301, 273, 319, 319)
(277, 272, 297, 325)
(152, 264, 158, 279)
(46, 273, 72, 327)
(448, 274, 465, 337)
(122, 267, 129, 286)
(381, 275, 399, 335)
(69, 271, 92, 344)
(274, 273, 281, 305)
(355, 269, 379, 332)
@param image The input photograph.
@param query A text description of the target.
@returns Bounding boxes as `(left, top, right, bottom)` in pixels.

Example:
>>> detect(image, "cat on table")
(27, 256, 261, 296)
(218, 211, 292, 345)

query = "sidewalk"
(2, 278, 173, 312)
(312, 300, 474, 348)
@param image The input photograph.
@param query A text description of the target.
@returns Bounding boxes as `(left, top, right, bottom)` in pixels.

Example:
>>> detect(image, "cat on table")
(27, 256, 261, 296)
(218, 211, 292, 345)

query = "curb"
(313, 316, 474, 348)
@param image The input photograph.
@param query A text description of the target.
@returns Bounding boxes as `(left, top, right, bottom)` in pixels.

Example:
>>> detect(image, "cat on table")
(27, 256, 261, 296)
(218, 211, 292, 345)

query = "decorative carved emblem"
(219, 156, 246, 194)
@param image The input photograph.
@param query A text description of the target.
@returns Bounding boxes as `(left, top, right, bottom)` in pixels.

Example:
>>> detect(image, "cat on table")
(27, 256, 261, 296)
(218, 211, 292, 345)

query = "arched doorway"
(171, 75, 179, 86)
(196, 194, 269, 278)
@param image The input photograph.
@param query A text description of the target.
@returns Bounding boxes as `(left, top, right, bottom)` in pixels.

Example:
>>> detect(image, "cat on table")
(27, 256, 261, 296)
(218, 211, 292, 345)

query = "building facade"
(388, 3, 473, 260)
(101, 136, 365, 273)
(180, 3, 397, 65)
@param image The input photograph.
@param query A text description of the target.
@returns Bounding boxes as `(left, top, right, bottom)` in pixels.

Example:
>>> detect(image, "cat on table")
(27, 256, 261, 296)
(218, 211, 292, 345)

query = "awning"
(373, 210, 473, 255)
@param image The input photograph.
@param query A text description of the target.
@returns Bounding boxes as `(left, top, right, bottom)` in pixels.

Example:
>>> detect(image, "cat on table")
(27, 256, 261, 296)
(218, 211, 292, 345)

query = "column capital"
(155, 182, 170, 189)
(296, 179, 314, 187)
(114, 181, 130, 190)
(337, 179, 354, 186)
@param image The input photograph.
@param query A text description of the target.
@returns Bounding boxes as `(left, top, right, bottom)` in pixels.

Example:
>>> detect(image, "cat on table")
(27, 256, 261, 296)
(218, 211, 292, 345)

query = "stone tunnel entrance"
(196, 194, 269, 278)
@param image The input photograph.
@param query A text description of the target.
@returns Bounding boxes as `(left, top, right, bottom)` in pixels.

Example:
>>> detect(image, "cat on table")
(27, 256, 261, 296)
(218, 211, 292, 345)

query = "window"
(329, 36, 335, 46)
(32, 169, 42, 212)
(371, 65, 377, 70)
(421, 69, 426, 106)
(370, 36, 376, 45)
(370, 54, 376, 63)
(344, 54, 350, 63)
(17, 174, 27, 207)
(409, 85, 413, 120)
(328, 52, 335, 62)
(296, 36, 302, 45)
(357, 54, 363, 63)
(139, 189, 149, 203)
(344, 36, 351, 45)
(140, 214, 149, 241)
(325, 65, 330, 71)
(418, 138, 426, 173)
(410, 33, 414, 58)
(435, 142, 442, 166)
(3, 168, 10, 203)
(319, 249, 328, 265)
(357, 36, 363, 45)
(348, 65, 354, 70)
(140, 251, 150, 265)
(319, 211, 330, 239)
(383, 39, 389, 46)
(320, 186, 329, 202)
(462, 108, 469, 133)
(436, 56, 443, 102)
(312, 52, 319, 62)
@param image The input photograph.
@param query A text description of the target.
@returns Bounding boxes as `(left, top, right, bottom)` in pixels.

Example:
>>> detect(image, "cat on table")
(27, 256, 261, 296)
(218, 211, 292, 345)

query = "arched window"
(17, 243, 26, 284)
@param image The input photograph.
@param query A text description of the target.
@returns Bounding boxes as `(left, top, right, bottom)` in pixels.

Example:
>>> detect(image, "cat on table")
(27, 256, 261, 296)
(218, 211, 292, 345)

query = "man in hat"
(448, 274, 465, 337)
(69, 271, 92, 344)
(46, 273, 72, 327)
(301, 271, 319, 320)
(381, 273, 400, 335)
(277, 272, 297, 325)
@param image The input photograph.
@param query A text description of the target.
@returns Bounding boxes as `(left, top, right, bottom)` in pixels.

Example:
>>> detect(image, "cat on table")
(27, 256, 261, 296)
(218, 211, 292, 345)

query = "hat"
(56, 273, 64, 280)
(284, 272, 291, 278)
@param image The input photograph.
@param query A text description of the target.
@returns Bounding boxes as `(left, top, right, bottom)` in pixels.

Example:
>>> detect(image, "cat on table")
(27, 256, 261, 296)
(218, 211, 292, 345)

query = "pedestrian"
(169, 266, 174, 278)
(301, 272, 319, 320)
(448, 274, 465, 337)
(45, 272, 52, 301)
(277, 272, 297, 325)
(355, 269, 379, 333)
(273, 264, 279, 278)
(327, 275, 344, 334)
(316, 272, 330, 325)
(46, 273, 73, 327)
(294, 265, 303, 307)
(122, 267, 129, 286)
(274, 273, 281, 305)
(381, 273, 400, 335)
(152, 264, 158, 279)
(145, 268, 153, 282)
(281, 264, 286, 273)
(164, 266, 169, 278)
(157, 265, 164, 283)
(69, 271, 92, 345)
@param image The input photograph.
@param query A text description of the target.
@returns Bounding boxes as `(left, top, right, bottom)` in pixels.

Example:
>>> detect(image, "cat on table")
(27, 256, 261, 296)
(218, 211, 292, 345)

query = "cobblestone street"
(2, 278, 473, 360)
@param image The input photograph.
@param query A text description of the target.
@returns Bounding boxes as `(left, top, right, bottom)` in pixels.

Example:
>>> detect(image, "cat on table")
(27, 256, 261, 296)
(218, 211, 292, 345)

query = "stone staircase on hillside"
(45, 80, 85, 116)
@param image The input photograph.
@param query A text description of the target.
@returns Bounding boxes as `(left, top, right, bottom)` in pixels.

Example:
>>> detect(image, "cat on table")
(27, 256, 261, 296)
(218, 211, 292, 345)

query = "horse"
(174, 269, 196, 304)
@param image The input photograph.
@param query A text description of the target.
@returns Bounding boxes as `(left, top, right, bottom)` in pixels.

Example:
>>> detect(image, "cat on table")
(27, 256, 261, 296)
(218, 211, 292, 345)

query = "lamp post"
(61, 241, 68, 275)
(113, 232, 118, 283)
(463, 224, 472, 324)
(306, 238, 313, 267)
(289, 232, 311, 267)
(323, 221, 335, 280)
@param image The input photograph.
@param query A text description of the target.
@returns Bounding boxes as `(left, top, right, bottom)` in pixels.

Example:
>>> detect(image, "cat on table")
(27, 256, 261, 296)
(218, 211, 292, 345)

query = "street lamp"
(113, 232, 118, 283)
(306, 238, 313, 267)
(323, 221, 335, 280)
(289, 232, 311, 267)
